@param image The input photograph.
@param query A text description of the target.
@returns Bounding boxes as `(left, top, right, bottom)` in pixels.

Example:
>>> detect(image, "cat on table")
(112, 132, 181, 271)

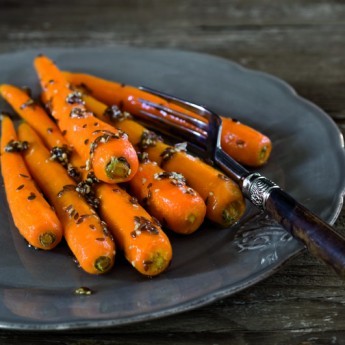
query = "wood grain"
(0, 0, 344, 344)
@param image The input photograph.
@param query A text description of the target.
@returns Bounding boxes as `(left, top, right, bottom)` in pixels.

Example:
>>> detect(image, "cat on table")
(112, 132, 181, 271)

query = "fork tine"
(138, 107, 212, 155)
(139, 86, 210, 129)
(138, 97, 208, 132)
(138, 86, 223, 158)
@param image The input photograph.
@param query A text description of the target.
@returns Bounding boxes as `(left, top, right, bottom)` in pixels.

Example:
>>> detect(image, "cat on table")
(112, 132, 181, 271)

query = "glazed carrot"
(34, 55, 138, 183)
(96, 184, 172, 276)
(128, 154, 206, 234)
(80, 94, 246, 227)
(64, 71, 272, 166)
(18, 122, 115, 274)
(220, 118, 272, 166)
(0, 116, 63, 249)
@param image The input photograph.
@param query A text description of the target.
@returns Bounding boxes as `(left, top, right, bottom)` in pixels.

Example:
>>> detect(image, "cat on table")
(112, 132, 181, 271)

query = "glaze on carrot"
(80, 94, 246, 227)
(128, 154, 206, 234)
(0, 116, 63, 249)
(34, 55, 138, 183)
(64, 71, 272, 166)
(18, 122, 115, 274)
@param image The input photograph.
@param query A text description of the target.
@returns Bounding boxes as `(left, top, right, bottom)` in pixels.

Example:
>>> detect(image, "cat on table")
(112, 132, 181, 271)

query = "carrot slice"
(128, 155, 206, 234)
(64, 71, 272, 166)
(17, 122, 115, 274)
(0, 116, 63, 249)
(79, 94, 246, 227)
(34, 55, 138, 183)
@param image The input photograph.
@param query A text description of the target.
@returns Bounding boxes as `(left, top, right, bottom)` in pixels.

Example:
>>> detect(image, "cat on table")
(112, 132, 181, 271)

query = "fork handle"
(242, 173, 345, 277)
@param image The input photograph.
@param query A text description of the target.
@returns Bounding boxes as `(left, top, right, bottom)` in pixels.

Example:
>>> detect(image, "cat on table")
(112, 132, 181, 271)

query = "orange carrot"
(128, 154, 206, 234)
(64, 71, 272, 166)
(34, 55, 138, 183)
(80, 94, 246, 227)
(0, 116, 63, 249)
(18, 122, 115, 274)
(96, 184, 172, 276)
(220, 118, 272, 166)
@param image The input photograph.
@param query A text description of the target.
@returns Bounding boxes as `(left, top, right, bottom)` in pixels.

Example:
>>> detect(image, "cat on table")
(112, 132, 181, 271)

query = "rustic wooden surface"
(0, 0, 345, 344)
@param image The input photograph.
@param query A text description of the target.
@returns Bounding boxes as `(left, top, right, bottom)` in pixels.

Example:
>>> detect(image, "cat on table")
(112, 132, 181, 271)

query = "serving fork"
(136, 86, 345, 278)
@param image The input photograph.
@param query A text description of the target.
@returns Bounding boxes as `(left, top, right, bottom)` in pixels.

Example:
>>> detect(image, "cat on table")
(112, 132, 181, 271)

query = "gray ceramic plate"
(0, 47, 344, 330)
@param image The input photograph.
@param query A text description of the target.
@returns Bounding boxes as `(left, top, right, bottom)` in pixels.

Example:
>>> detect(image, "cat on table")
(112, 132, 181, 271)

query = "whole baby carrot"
(80, 94, 246, 227)
(128, 154, 206, 234)
(64, 71, 272, 167)
(18, 122, 115, 274)
(0, 116, 63, 249)
(34, 55, 138, 183)
(96, 184, 172, 276)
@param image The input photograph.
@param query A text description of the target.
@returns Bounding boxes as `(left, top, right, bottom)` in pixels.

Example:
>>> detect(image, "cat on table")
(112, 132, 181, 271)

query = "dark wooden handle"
(265, 188, 345, 277)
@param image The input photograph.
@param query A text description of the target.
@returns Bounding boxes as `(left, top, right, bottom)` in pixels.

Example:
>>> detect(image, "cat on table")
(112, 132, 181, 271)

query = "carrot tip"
(187, 214, 197, 224)
(94, 256, 113, 273)
(222, 200, 244, 227)
(143, 251, 170, 276)
(105, 156, 131, 180)
(39, 232, 57, 248)
(259, 145, 269, 164)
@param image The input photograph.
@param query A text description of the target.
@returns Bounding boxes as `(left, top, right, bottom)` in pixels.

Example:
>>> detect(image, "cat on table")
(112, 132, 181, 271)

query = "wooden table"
(0, 1, 344, 344)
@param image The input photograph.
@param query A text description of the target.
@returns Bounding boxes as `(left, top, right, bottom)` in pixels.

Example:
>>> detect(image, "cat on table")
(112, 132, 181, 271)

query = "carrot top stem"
(39, 232, 57, 247)
(105, 157, 131, 180)
(94, 256, 113, 273)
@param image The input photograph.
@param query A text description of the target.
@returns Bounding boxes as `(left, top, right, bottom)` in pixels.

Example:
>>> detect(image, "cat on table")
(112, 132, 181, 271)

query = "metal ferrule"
(242, 173, 279, 210)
